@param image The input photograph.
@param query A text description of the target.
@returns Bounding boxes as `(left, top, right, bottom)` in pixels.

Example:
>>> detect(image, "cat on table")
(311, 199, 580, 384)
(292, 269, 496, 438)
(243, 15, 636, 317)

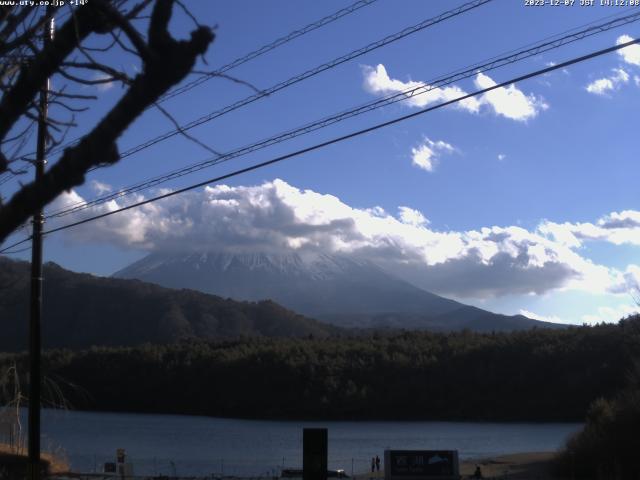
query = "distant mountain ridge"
(0, 256, 337, 352)
(114, 251, 462, 317)
(114, 250, 563, 331)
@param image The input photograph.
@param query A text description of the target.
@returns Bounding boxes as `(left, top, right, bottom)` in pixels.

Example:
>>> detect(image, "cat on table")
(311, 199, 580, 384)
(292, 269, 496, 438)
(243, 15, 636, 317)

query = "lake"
(34, 409, 581, 477)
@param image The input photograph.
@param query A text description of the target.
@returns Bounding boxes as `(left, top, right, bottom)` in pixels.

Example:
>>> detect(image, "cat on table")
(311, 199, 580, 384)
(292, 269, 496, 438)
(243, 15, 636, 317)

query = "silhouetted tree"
(0, 0, 214, 242)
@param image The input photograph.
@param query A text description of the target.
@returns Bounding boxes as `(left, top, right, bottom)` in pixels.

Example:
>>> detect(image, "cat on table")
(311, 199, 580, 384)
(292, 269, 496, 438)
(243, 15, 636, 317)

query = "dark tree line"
(2, 315, 639, 422)
(555, 351, 640, 478)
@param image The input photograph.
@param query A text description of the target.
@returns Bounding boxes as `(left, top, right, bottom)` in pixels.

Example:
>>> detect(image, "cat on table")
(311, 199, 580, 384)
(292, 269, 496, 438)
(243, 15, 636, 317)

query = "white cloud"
(519, 309, 568, 324)
(585, 68, 629, 95)
(586, 78, 614, 95)
(363, 64, 480, 114)
(398, 206, 429, 227)
(362, 64, 547, 122)
(473, 72, 548, 121)
(540, 212, 640, 296)
(545, 61, 570, 75)
(50, 180, 638, 301)
(410, 138, 454, 172)
(497, 153, 506, 161)
(582, 303, 638, 325)
(617, 68, 631, 83)
(545, 61, 570, 76)
(635, 75, 640, 87)
(539, 210, 640, 247)
(609, 265, 640, 295)
(92, 71, 115, 92)
(599, 210, 640, 229)
(90, 180, 112, 195)
(616, 34, 640, 66)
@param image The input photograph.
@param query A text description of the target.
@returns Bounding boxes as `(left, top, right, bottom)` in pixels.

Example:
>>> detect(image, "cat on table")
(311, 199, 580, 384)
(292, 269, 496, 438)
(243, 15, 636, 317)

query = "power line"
(2, 35, 637, 254)
(0, 172, 16, 186)
(3, 0, 381, 176)
(0, 244, 32, 254)
(43, 0, 497, 217)
(158, 0, 380, 104)
(45, 9, 640, 219)
(94, 0, 494, 161)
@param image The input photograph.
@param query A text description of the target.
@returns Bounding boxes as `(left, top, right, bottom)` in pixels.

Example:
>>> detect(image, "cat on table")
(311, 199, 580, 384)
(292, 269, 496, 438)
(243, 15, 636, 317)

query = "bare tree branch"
(0, 0, 214, 242)
(0, 3, 99, 144)
(192, 70, 263, 94)
(62, 60, 132, 85)
(0, 10, 51, 57)
(48, 99, 89, 113)
(109, 29, 141, 58)
(47, 90, 97, 100)
(125, 0, 154, 20)
(153, 101, 221, 157)
(97, 1, 152, 61)
(175, 0, 201, 29)
(0, 7, 32, 45)
(58, 67, 126, 86)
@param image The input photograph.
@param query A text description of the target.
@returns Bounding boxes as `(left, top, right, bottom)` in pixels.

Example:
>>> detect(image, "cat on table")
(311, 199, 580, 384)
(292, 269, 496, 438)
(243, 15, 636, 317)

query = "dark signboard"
(303, 428, 328, 480)
(385, 450, 459, 479)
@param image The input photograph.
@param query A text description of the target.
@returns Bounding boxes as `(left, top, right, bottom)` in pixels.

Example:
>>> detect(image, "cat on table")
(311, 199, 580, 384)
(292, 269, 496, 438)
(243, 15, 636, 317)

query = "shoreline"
(34, 405, 585, 424)
(4, 442, 563, 479)
(351, 452, 566, 480)
(459, 452, 566, 479)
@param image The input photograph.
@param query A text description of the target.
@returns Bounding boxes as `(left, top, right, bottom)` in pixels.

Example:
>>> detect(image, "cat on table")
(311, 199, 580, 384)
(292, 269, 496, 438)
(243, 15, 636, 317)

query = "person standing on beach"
(375, 455, 380, 472)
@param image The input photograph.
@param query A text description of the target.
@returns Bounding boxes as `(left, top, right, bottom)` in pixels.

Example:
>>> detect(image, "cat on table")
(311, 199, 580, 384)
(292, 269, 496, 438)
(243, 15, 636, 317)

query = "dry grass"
(0, 442, 69, 474)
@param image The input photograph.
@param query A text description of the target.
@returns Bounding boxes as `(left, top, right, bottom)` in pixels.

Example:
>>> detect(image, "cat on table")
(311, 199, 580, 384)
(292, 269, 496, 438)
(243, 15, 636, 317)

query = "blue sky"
(3, 0, 640, 325)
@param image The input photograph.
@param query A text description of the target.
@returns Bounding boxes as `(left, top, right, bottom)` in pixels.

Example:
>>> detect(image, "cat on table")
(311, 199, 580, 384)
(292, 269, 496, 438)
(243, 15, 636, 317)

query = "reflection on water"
(34, 409, 581, 477)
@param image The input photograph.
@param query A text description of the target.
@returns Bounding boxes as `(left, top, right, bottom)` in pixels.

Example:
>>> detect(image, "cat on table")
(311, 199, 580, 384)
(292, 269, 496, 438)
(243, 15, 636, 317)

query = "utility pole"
(28, 11, 54, 480)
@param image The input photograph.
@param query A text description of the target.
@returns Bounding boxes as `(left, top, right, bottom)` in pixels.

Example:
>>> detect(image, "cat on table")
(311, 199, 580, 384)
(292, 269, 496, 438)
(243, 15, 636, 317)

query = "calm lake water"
(34, 409, 581, 477)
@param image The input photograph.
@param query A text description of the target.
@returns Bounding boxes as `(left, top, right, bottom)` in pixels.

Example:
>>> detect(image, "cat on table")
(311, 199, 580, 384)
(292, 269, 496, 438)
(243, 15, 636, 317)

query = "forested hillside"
(2, 316, 638, 421)
(0, 257, 336, 351)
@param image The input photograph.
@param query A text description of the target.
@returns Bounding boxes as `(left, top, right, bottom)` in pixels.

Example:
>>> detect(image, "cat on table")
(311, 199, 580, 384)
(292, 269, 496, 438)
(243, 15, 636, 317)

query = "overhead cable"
(1, 34, 636, 255)
(45, 10, 640, 219)
(3, 0, 381, 173)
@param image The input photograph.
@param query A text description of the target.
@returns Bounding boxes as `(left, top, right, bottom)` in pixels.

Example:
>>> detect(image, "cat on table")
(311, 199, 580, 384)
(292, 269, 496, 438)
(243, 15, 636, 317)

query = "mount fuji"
(113, 251, 560, 331)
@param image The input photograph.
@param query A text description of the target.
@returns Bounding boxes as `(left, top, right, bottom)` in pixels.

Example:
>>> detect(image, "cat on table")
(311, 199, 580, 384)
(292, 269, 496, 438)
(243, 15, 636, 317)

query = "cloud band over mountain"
(50, 179, 639, 300)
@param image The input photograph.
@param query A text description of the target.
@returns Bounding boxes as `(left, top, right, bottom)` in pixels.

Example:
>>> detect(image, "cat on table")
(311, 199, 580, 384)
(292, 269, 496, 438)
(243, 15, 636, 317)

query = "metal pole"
(28, 12, 53, 480)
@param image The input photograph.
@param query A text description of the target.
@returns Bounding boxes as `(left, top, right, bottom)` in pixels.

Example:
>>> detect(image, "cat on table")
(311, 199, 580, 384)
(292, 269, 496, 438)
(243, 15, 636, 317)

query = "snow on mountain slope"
(113, 251, 556, 331)
(114, 251, 460, 317)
